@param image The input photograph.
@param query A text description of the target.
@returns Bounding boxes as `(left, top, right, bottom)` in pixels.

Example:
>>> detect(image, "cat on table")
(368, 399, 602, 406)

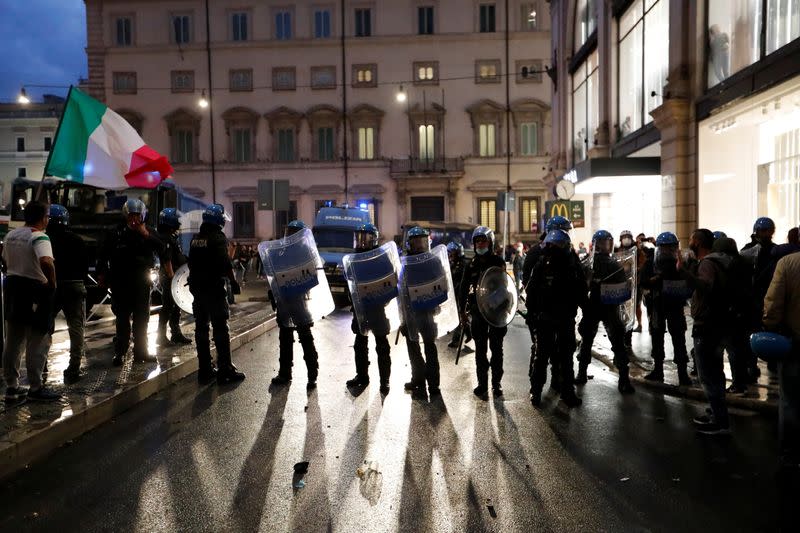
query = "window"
(355, 8, 372, 36)
(16, 137, 24, 152)
(229, 69, 253, 91)
(112, 72, 137, 94)
(231, 12, 248, 41)
(17, 167, 26, 178)
(519, 197, 540, 233)
(232, 128, 252, 162)
(356, 199, 377, 224)
(478, 198, 497, 231)
(275, 10, 292, 40)
(276, 200, 299, 237)
(419, 124, 435, 160)
(317, 127, 334, 161)
(520, 122, 538, 156)
(767, 0, 800, 53)
(572, 50, 598, 163)
(172, 14, 191, 44)
(516, 59, 543, 83)
(315, 199, 337, 212)
(479, 3, 496, 32)
(411, 196, 444, 221)
(357, 127, 375, 160)
(476, 59, 501, 83)
(414, 61, 439, 85)
(311, 66, 336, 89)
(574, 0, 597, 50)
(521, 2, 538, 31)
(352, 64, 377, 87)
(174, 129, 194, 164)
(418, 6, 434, 34)
(44, 137, 52, 151)
(618, 0, 668, 136)
(115, 16, 132, 46)
(233, 201, 255, 238)
(707, 1, 760, 86)
(273, 67, 296, 91)
(171, 70, 194, 93)
(479, 124, 496, 157)
(277, 128, 295, 162)
(314, 9, 332, 38)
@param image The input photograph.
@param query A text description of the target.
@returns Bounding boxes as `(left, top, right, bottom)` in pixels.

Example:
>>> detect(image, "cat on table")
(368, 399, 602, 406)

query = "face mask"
(621, 238, 633, 247)
(475, 247, 488, 255)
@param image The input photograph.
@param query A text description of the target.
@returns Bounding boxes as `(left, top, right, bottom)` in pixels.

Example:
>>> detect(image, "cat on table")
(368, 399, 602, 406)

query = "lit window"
(479, 198, 497, 230)
(419, 124, 435, 160)
(520, 122, 538, 156)
(357, 127, 374, 160)
(479, 124, 496, 157)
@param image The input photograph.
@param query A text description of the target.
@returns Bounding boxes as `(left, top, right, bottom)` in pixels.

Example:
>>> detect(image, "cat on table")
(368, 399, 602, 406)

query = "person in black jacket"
(188, 204, 245, 385)
(459, 226, 508, 398)
(156, 208, 192, 346)
(447, 241, 471, 348)
(527, 229, 586, 407)
(47, 204, 88, 383)
(97, 199, 162, 366)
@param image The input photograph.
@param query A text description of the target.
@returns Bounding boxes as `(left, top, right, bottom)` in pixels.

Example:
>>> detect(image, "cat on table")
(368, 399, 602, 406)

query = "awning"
(559, 157, 661, 184)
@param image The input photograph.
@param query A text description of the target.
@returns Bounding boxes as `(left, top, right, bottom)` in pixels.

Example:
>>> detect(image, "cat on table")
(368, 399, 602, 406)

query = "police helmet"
(655, 231, 679, 246)
(713, 230, 727, 240)
(123, 198, 147, 221)
(286, 219, 307, 236)
(354, 223, 379, 251)
(447, 241, 465, 258)
(544, 229, 571, 249)
(472, 226, 495, 248)
(406, 226, 430, 253)
(202, 203, 226, 228)
(620, 230, 633, 239)
(48, 204, 69, 226)
(753, 217, 775, 232)
(592, 229, 613, 242)
(158, 208, 181, 230)
(545, 215, 572, 232)
(592, 229, 614, 254)
(750, 331, 792, 363)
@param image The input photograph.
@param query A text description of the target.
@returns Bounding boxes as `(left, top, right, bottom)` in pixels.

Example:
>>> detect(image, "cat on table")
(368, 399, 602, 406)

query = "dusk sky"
(0, 0, 86, 103)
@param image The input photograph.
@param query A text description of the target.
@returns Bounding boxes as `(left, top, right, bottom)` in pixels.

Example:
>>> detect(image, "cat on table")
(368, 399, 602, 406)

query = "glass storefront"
(575, 0, 598, 50)
(618, 0, 669, 137)
(572, 50, 599, 163)
(767, 0, 800, 53)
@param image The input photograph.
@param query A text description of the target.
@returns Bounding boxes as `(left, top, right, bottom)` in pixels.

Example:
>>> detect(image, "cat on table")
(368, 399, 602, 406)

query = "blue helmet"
(447, 241, 465, 257)
(48, 204, 69, 226)
(546, 215, 572, 232)
(753, 217, 775, 232)
(544, 229, 571, 247)
(406, 226, 430, 253)
(712, 230, 727, 240)
(286, 219, 307, 236)
(407, 226, 429, 239)
(355, 223, 379, 250)
(158, 208, 181, 230)
(202, 203, 226, 228)
(472, 226, 495, 247)
(655, 231, 679, 246)
(592, 229, 613, 242)
(123, 198, 147, 221)
(750, 331, 792, 363)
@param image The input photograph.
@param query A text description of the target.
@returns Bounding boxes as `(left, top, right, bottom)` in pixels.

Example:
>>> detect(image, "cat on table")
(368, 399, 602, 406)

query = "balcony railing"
(390, 157, 464, 174)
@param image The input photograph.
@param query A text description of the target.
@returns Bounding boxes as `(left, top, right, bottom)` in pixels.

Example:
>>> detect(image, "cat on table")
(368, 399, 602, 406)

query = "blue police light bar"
(359, 202, 368, 210)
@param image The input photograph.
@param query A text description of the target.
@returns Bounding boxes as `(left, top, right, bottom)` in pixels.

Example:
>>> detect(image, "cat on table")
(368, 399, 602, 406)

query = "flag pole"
(36, 85, 74, 201)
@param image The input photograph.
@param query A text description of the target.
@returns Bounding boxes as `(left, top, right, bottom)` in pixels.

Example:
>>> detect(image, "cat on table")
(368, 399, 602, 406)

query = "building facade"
(84, 0, 553, 244)
(550, 0, 800, 248)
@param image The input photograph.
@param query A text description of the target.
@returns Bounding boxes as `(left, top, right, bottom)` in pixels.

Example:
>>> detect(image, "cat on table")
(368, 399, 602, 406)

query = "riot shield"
(740, 243, 760, 267)
(343, 241, 401, 336)
(476, 266, 519, 327)
(171, 263, 194, 314)
(609, 247, 637, 330)
(259, 228, 335, 328)
(398, 244, 459, 342)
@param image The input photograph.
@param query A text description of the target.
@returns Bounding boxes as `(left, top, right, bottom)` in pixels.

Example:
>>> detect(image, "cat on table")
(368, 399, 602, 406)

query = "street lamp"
(197, 89, 209, 108)
(396, 85, 407, 103)
(17, 87, 30, 104)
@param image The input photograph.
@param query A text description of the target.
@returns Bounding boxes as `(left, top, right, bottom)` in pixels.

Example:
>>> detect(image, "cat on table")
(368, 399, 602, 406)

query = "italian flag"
(45, 87, 173, 190)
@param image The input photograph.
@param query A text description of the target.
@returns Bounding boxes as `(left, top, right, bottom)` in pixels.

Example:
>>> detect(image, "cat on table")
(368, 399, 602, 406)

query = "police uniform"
(447, 244, 470, 347)
(157, 215, 191, 345)
(188, 205, 245, 384)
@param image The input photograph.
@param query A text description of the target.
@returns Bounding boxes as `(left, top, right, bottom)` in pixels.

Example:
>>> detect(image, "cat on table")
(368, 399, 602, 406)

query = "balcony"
(389, 157, 464, 176)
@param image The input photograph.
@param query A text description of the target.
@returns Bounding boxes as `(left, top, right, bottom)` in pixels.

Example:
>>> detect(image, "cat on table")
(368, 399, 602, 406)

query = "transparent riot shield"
(597, 247, 636, 330)
(740, 243, 761, 267)
(343, 241, 401, 336)
(398, 244, 459, 342)
(476, 266, 519, 327)
(259, 228, 335, 328)
(171, 263, 194, 314)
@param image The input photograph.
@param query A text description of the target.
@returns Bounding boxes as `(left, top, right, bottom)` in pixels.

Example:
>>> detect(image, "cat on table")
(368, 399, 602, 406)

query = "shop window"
(476, 60, 501, 83)
(317, 127, 335, 161)
(478, 198, 497, 231)
(519, 196, 540, 233)
(520, 122, 538, 156)
(233, 201, 255, 238)
(419, 124, 435, 161)
(277, 128, 295, 162)
(572, 50, 598, 163)
(232, 128, 253, 162)
(574, 0, 597, 51)
(314, 9, 332, 38)
(479, 3, 496, 33)
(707, 0, 760, 87)
(357, 127, 375, 160)
(479, 123, 496, 157)
(618, 0, 669, 137)
(767, 0, 800, 54)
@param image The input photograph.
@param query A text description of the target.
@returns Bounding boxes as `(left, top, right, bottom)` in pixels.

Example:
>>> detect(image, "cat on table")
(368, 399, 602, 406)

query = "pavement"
(0, 308, 786, 532)
(0, 279, 275, 480)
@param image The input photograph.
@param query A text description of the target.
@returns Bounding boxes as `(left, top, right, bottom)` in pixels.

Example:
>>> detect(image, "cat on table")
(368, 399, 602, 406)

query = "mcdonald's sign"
(545, 200, 571, 220)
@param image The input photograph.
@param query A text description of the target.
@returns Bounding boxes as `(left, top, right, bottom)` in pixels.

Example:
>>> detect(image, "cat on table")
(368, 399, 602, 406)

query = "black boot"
(218, 365, 246, 385)
(346, 374, 370, 388)
(618, 368, 635, 394)
(171, 332, 193, 345)
(575, 364, 589, 385)
(644, 360, 664, 382)
(156, 329, 170, 346)
(198, 364, 218, 384)
(530, 387, 543, 407)
(677, 363, 692, 386)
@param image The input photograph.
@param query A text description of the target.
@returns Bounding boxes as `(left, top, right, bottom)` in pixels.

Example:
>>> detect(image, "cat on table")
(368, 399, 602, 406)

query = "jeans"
(693, 330, 730, 428)
(52, 280, 86, 364)
(3, 321, 51, 390)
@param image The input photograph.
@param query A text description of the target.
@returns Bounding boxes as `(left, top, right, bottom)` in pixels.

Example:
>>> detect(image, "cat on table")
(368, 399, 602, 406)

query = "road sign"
(570, 200, 585, 228)
(258, 179, 290, 211)
(496, 191, 516, 211)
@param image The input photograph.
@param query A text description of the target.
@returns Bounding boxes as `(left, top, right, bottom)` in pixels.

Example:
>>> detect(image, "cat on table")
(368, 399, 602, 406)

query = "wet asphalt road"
(0, 309, 783, 532)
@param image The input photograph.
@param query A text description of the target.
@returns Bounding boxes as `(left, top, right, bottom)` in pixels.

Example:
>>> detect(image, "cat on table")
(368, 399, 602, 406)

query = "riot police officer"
(401, 226, 441, 398)
(156, 208, 192, 346)
(527, 229, 586, 407)
(98, 199, 162, 366)
(639, 232, 691, 385)
(459, 226, 508, 398)
(47, 204, 88, 383)
(345, 223, 392, 394)
(577, 230, 636, 394)
(447, 241, 471, 348)
(188, 203, 245, 385)
(270, 220, 320, 390)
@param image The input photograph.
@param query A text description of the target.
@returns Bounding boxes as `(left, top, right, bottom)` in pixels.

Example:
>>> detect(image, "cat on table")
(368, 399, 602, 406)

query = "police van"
(397, 221, 477, 258)
(312, 204, 371, 302)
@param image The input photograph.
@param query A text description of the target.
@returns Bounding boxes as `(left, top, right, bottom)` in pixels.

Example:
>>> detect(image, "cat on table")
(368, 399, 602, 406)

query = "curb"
(0, 316, 277, 481)
(591, 351, 778, 415)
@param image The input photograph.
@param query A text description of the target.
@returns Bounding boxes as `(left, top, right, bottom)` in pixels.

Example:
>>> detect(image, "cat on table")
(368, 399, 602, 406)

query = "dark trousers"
(693, 329, 730, 428)
(780, 357, 800, 461)
(530, 318, 577, 397)
(648, 304, 688, 365)
(111, 281, 150, 357)
(352, 316, 391, 382)
(52, 280, 86, 364)
(471, 311, 507, 387)
(277, 310, 318, 381)
(158, 279, 182, 337)
(192, 288, 232, 371)
(579, 303, 629, 371)
(406, 335, 439, 389)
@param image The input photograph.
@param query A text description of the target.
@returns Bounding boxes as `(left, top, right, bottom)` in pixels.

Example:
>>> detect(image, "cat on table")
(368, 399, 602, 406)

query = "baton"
(455, 320, 466, 365)
(394, 328, 401, 345)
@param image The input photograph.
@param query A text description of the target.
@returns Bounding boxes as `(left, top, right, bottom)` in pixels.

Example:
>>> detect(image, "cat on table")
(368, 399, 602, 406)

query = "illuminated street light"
(198, 89, 209, 108)
(396, 85, 406, 103)
(17, 87, 30, 104)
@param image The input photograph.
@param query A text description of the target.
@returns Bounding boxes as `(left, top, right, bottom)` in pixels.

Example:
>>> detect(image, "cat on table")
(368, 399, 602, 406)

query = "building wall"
(86, 0, 553, 243)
